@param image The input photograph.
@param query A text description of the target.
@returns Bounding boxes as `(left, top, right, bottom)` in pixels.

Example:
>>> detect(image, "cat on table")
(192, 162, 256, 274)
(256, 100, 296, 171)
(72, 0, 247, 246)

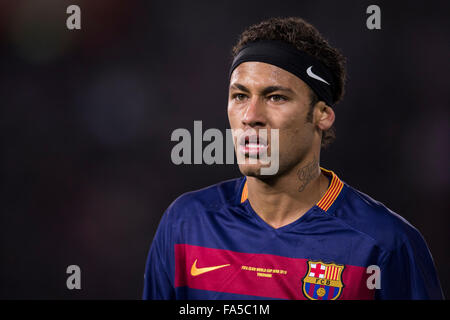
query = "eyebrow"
(229, 83, 295, 96)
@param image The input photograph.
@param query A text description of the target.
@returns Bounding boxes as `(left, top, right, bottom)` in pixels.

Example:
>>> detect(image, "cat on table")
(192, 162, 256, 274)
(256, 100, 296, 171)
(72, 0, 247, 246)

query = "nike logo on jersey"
(306, 66, 330, 85)
(190, 259, 230, 276)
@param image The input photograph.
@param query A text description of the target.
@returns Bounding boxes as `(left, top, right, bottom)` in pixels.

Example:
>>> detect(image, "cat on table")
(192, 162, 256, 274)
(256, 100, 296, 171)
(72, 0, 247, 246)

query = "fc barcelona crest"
(302, 260, 345, 300)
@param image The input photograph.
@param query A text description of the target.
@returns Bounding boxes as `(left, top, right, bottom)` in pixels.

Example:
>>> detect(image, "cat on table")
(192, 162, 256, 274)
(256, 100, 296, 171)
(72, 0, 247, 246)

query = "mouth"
(238, 133, 269, 157)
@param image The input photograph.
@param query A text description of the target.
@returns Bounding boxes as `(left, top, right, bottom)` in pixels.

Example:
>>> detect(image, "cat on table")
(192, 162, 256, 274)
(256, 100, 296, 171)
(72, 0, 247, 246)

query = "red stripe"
(322, 181, 339, 210)
(322, 182, 343, 211)
(328, 286, 335, 299)
(329, 183, 343, 208)
(325, 266, 331, 280)
(321, 191, 336, 211)
(318, 178, 338, 209)
(317, 179, 335, 206)
(329, 266, 334, 280)
(308, 283, 315, 298)
(175, 244, 374, 300)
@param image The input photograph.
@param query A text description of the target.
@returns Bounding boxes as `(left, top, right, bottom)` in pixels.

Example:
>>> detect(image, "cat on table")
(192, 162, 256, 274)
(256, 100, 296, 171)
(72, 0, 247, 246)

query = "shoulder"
(163, 177, 245, 222)
(332, 183, 427, 253)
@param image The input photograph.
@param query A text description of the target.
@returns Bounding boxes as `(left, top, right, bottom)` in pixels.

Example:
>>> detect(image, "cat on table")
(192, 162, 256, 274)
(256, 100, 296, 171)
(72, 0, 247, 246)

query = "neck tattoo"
(296, 156, 319, 192)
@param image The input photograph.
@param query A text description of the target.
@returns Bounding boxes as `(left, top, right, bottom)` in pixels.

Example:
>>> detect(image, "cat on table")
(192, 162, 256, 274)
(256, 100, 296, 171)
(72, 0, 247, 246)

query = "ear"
(314, 101, 335, 131)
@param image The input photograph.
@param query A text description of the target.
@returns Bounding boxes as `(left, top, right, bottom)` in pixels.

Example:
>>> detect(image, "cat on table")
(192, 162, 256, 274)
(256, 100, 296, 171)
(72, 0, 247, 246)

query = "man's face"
(227, 61, 319, 178)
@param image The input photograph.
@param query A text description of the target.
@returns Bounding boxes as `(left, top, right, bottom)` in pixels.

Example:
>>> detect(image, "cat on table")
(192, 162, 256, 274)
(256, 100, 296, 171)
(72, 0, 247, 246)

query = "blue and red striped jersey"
(143, 169, 443, 300)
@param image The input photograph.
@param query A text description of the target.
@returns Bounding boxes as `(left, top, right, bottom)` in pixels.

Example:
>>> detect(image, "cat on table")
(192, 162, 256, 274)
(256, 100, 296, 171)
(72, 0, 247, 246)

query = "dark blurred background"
(0, 0, 448, 299)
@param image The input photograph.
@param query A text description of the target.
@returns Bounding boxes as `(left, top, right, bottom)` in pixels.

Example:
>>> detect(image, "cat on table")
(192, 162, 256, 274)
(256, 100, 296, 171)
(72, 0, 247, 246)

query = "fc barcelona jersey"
(143, 169, 443, 300)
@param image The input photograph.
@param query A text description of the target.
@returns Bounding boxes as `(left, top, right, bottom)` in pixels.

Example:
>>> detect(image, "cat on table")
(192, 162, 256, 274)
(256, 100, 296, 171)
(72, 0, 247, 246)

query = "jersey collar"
(240, 167, 344, 213)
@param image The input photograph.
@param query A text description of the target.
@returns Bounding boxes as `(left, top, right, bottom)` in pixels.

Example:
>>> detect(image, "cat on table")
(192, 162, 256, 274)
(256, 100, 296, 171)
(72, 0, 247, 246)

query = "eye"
(232, 93, 248, 102)
(268, 94, 287, 103)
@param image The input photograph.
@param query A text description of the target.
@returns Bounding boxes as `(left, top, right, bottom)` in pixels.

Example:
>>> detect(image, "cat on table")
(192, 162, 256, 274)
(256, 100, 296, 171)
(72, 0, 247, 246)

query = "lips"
(238, 133, 268, 157)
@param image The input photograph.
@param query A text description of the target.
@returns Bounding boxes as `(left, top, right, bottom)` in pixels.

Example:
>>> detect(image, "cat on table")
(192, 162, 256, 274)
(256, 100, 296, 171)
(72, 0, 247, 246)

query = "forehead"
(229, 61, 309, 94)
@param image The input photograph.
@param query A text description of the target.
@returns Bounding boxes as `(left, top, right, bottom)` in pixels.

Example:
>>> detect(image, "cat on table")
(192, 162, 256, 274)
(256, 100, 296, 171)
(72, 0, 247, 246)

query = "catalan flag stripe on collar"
(316, 168, 344, 211)
(240, 168, 343, 212)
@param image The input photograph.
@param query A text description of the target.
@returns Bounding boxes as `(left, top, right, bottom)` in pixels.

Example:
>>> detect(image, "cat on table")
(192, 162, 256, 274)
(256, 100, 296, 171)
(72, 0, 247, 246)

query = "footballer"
(143, 17, 443, 300)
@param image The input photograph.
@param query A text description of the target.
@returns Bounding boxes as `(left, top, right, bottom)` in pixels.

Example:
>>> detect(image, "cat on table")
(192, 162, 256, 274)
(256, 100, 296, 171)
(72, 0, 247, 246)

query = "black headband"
(229, 40, 335, 106)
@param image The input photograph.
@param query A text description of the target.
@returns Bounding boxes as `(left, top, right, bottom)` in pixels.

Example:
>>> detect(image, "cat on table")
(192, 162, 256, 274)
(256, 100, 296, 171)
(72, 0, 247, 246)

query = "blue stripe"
(312, 285, 319, 299)
(323, 285, 330, 300)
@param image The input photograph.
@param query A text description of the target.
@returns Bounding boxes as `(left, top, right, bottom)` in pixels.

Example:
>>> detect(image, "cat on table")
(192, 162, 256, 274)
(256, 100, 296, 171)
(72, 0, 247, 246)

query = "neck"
(246, 154, 329, 229)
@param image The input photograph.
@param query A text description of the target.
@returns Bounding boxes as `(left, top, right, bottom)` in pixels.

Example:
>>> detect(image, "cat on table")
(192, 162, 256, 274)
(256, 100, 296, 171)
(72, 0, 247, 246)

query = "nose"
(242, 97, 267, 128)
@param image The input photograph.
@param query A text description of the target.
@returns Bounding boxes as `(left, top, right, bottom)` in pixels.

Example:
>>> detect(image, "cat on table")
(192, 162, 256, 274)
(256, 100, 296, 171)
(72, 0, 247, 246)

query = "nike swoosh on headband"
(306, 66, 330, 85)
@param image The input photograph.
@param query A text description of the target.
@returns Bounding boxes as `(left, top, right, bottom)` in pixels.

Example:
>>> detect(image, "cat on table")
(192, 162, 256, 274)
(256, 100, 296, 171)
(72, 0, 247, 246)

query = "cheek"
(278, 123, 313, 153)
(227, 104, 241, 127)
(280, 128, 299, 149)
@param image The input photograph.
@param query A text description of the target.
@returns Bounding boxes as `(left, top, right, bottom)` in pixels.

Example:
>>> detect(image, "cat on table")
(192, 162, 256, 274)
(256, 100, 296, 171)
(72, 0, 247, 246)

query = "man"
(143, 17, 443, 299)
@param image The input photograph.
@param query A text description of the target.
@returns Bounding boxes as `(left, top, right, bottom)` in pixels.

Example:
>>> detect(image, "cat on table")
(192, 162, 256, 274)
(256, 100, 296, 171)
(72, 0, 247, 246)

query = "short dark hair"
(232, 17, 346, 148)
